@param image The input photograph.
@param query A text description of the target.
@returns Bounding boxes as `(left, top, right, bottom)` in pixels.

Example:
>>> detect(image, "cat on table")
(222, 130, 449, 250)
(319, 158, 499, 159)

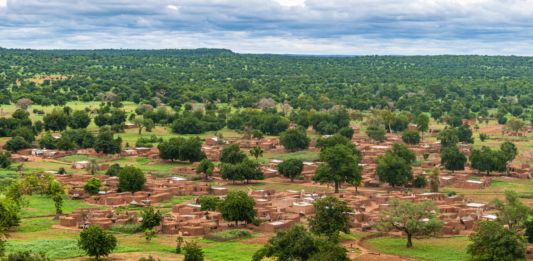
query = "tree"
(429, 106, 443, 120)
(249, 146, 264, 162)
(277, 159, 304, 182)
(469, 146, 507, 176)
(252, 129, 264, 140)
(416, 113, 430, 139)
(85, 159, 100, 175)
(179, 137, 207, 163)
(391, 143, 416, 164)
(219, 143, 247, 165)
(252, 225, 349, 261)
(140, 206, 163, 230)
(500, 141, 518, 174)
(0, 196, 21, 257)
(196, 159, 214, 179)
(83, 177, 102, 196)
(365, 125, 386, 142)
(220, 158, 264, 184)
(217, 191, 257, 226)
(16, 98, 33, 110)
(338, 126, 354, 140)
(0, 151, 11, 169)
(440, 146, 467, 173)
(68, 110, 92, 129)
(199, 195, 221, 211)
(94, 127, 122, 155)
(401, 130, 420, 145)
(175, 236, 184, 254)
(436, 128, 459, 150)
(4, 137, 31, 152)
(467, 221, 526, 261)
(158, 137, 184, 161)
(315, 134, 360, 156)
(488, 190, 531, 231)
(423, 152, 430, 161)
(144, 229, 158, 244)
(183, 241, 205, 261)
(43, 111, 68, 132)
(78, 225, 117, 261)
(134, 118, 155, 135)
(377, 199, 444, 248)
(380, 110, 396, 133)
(38, 132, 57, 149)
(312, 144, 363, 193)
(375, 150, 413, 188)
(414, 176, 427, 188)
(117, 166, 146, 192)
(506, 117, 524, 136)
(52, 192, 63, 215)
(456, 124, 474, 144)
(57, 136, 76, 151)
(279, 128, 310, 152)
(11, 127, 35, 143)
(308, 196, 352, 238)
(479, 132, 488, 142)
(105, 163, 122, 177)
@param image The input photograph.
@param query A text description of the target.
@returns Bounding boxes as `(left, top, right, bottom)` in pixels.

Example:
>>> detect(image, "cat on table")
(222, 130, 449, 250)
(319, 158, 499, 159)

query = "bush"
(252, 219, 262, 226)
(4, 251, 51, 261)
(108, 224, 143, 233)
(414, 176, 427, 188)
(447, 191, 457, 197)
(183, 241, 204, 261)
(209, 229, 251, 238)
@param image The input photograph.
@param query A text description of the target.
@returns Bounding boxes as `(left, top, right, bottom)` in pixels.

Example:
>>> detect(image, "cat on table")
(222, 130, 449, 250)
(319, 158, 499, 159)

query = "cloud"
(0, 0, 5, 7)
(0, 0, 532, 54)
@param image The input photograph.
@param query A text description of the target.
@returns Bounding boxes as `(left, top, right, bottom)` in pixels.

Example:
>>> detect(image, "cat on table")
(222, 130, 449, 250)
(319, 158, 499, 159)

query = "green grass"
(19, 195, 106, 218)
(108, 224, 143, 234)
(273, 151, 319, 162)
(14, 218, 59, 233)
(60, 155, 108, 162)
(5, 239, 140, 259)
(160, 195, 196, 205)
(365, 236, 471, 261)
(0, 171, 20, 179)
(208, 229, 251, 238)
(202, 243, 263, 261)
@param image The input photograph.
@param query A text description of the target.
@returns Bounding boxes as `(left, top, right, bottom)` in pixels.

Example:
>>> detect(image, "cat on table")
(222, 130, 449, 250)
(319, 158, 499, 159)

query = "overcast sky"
(0, 0, 532, 55)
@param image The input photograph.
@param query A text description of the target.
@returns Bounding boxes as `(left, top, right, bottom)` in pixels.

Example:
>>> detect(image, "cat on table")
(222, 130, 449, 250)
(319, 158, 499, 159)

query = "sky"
(0, 0, 532, 55)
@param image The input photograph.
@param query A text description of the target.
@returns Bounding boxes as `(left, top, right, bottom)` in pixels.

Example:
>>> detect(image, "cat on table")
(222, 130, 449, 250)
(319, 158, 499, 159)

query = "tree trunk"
(335, 182, 339, 193)
(235, 221, 238, 227)
(389, 124, 392, 133)
(406, 233, 413, 248)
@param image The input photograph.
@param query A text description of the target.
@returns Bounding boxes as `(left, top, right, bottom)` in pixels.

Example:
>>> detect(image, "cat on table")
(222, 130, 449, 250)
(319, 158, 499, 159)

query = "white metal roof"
(466, 180, 484, 184)
(466, 203, 485, 208)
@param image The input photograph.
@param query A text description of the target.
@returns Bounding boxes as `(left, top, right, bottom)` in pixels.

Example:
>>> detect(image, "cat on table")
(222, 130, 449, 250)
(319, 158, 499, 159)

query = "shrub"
(108, 224, 143, 233)
(183, 241, 204, 261)
(78, 225, 117, 260)
(209, 229, 251, 238)
(4, 251, 51, 261)
(414, 176, 427, 188)
(447, 191, 457, 197)
(252, 219, 262, 226)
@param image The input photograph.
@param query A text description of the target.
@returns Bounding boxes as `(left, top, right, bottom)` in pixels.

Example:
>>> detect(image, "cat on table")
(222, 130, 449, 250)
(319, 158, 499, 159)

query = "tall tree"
(377, 199, 444, 248)
(380, 110, 396, 133)
(94, 127, 122, 155)
(308, 196, 352, 238)
(401, 130, 421, 145)
(467, 221, 526, 261)
(178, 137, 206, 163)
(43, 111, 68, 132)
(78, 225, 117, 261)
(506, 117, 524, 136)
(277, 159, 304, 182)
(68, 110, 92, 129)
(469, 146, 507, 176)
(312, 144, 363, 193)
(375, 150, 413, 188)
(500, 141, 518, 174)
(279, 127, 310, 152)
(117, 166, 146, 192)
(217, 191, 257, 226)
(416, 113, 430, 140)
(219, 143, 247, 165)
(488, 190, 531, 231)
(249, 146, 264, 163)
(436, 128, 459, 150)
(440, 146, 467, 173)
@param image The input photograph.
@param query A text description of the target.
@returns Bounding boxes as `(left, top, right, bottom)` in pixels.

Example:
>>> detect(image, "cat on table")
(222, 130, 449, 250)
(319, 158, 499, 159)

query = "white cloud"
(0, 0, 6, 7)
(167, 5, 179, 10)
(273, 0, 305, 7)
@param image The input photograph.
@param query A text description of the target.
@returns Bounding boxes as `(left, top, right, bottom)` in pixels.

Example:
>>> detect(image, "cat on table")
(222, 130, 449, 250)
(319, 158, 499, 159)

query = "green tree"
(375, 150, 413, 188)
(179, 136, 206, 163)
(199, 195, 221, 211)
(83, 177, 102, 196)
(414, 176, 427, 188)
(315, 134, 360, 156)
(338, 126, 354, 140)
(94, 127, 122, 155)
(416, 113, 430, 140)
(506, 117, 524, 136)
(140, 206, 163, 230)
(217, 191, 257, 226)
(429, 107, 443, 120)
(11, 127, 35, 143)
(68, 110, 92, 129)
(456, 124, 474, 144)
(440, 146, 467, 173)
(500, 141, 518, 174)
(469, 146, 507, 176)
(144, 229, 158, 244)
(308, 196, 352, 238)
(158, 137, 184, 161)
(436, 128, 459, 150)
(401, 130, 421, 145)
(117, 166, 146, 192)
(4, 137, 31, 152)
(52, 192, 63, 215)
(176, 236, 184, 254)
(479, 132, 488, 142)
(105, 163, 122, 177)
(488, 190, 531, 231)
(377, 199, 444, 248)
(220, 158, 264, 184)
(467, 221, 526, 261)
(0, 151, 11, 169)
(196, 159, 214, 179)
(380, 109, 396, 133)
(38, 132, 57, 149)
(134, 118, 155, 135)
(249, 146, 264, 163)
(365, 125, 386, 142)
(252, 129, 264, 140)
(0, 196, 21, 257)
(78, 225, 117, 261)
(312, 144, 363, 193)
(391, 143, 416, 164)
(43, 111, 68, 132)
(279, 128, 310, 152)
(277, 159, 304, 182)
(219, 143, 247, 165)
(57, 136, 76, 151)
(183, 241, 204, 261)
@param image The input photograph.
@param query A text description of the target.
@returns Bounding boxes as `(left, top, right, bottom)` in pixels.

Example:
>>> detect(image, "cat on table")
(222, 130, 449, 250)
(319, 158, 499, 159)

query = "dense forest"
(0, 48, 531, 140)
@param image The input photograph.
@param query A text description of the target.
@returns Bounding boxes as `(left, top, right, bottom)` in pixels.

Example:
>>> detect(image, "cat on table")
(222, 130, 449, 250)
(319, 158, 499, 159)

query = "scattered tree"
(183, 241, 205, 261)
(83, 177, 102, 196)
(308, 196, 352, 238)
(140, 206, 163, 230)
(249, 146, 264, 162)
(199, 195, 221, 211)
(401, 130, 421, 145)
(117, 166, 146, 192)
(440, 146, 467, 173)
(78, 225, 117, 261)
(279, 128, 310, 152)
(312, 144, 363, 193)
(467, 221, 526, 261)
(217, 191, 257, 226)
(277, 159, 304, 182)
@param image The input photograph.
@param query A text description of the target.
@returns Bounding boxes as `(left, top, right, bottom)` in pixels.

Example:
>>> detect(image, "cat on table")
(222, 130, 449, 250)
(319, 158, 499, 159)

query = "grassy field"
(364, 236, 472, 261)
(19, 195, 105, 218)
